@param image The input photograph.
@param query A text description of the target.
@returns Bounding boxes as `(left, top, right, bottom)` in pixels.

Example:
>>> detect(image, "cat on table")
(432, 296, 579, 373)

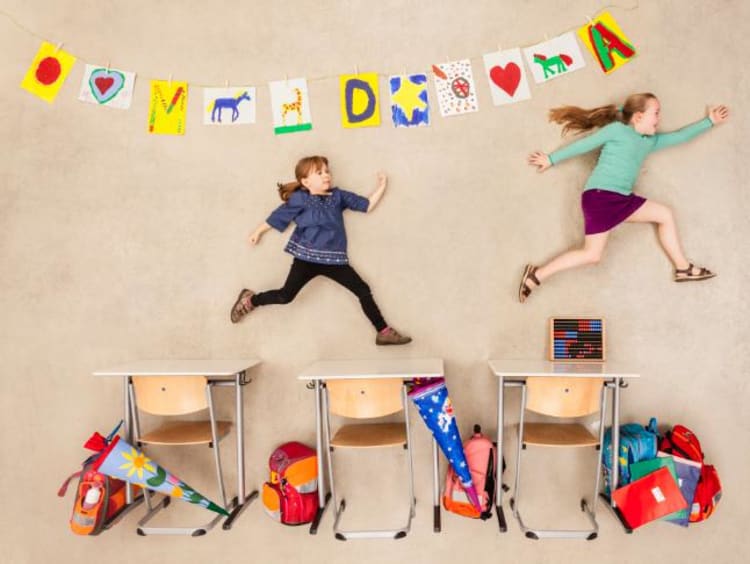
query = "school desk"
(488, 360, 640, 533)
(93, 359, 261, 533)
(298, 358, 445, 534)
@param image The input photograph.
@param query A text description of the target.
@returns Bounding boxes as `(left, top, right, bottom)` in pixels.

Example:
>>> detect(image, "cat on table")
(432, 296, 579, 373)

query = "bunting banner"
(523, 32, 586, 83)
(147, 80, 187, 135)
(389, 73, 430, 128)
(78, 64, 136, 109)
(432, 59, 479, 117)
(269, 78, 312, 135)
(482, 48, 532, 106)
(340, 72, 381, 128)
(203, 87, 256, 125)
(577, 11, 637, 74)
(21, 41, 76, 103)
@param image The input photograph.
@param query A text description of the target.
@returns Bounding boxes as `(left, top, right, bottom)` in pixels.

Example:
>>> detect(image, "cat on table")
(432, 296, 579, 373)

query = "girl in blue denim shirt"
(230, 155, 411, 346)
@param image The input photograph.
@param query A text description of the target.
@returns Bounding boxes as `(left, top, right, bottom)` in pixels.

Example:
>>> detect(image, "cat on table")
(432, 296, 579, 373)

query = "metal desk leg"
(599, 378, 632, 533)
(433, 438, 440, 532)
(495, 375, 507, 532)
(223, 371, 258, 529)
(309, 379, 330, 534)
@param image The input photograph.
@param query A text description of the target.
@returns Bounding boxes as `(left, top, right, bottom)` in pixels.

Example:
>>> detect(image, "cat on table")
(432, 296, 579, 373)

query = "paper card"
(203, 87, 256, 125)
(577, 11, 636, 74)
(523, 32, 586, 83)
(78, 64, 136, 109)
(340, 73, 380, 128)
(431, 59, 479, 117)
(482, 48, 531, 106)
(269, 78, 312, 135)
(147, 80, 188, 135)
(21, 41, 76, 103)
(389, 74, 429, 128)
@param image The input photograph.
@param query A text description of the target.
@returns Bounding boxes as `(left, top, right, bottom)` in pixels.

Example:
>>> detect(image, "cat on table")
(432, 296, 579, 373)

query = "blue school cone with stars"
(91, 434, 228, 517)
(408, 378, 481, 511)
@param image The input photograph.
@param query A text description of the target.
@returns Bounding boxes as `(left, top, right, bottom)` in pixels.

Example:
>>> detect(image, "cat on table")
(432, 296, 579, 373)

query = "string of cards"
(20, 12, 635, 136)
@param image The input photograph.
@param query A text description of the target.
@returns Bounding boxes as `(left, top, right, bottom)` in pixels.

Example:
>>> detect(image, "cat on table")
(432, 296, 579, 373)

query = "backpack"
(262, 442, 319, 525)
(58, 422, 134, 535)
(659, 424, 722, 522)
(602, 418, 658, 496)
(443, 425, 504, 520)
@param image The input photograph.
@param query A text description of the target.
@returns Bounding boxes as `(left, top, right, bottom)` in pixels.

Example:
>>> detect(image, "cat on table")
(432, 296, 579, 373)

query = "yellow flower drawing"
(119, 447, 156, 479)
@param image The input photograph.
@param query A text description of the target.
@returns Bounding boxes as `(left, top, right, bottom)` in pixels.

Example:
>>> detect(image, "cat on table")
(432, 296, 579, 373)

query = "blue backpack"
(602, 418, 658, 495)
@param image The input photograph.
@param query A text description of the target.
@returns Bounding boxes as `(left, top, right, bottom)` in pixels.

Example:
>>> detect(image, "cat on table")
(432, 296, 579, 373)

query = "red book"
(612, 466, 688, 529)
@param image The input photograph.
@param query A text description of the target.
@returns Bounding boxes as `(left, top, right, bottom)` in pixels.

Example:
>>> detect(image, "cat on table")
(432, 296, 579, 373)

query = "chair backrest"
(525, 377, 604, 418)
(326, 378, 404, 419)
(132, 376, 208, 416)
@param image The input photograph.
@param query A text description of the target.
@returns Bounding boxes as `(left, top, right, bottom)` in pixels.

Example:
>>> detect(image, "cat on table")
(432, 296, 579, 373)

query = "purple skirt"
(581, 189, 647, 235)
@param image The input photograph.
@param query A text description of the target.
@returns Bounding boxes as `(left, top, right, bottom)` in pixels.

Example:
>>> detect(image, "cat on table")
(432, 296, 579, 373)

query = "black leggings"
(251, 259, 388, 331)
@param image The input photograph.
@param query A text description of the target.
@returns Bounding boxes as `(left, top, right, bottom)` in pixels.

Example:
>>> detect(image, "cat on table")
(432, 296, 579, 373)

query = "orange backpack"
(262, 442, 319, 525)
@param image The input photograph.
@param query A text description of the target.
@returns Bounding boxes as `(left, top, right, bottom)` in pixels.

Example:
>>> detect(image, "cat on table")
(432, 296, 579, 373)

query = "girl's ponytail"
(549, 92, 657, 136)
(277, 180, 301, 202)
(549, 104, 620, 136)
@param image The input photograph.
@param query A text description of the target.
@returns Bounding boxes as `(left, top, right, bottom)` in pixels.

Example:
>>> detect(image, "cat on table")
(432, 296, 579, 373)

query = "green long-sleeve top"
(548, 117, 713, 195)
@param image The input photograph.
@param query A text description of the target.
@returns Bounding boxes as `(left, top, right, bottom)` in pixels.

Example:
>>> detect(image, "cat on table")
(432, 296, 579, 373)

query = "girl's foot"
(674, 263, 716, 282)
(230, 289, 255, 323)
(518, 264, 541, 303)
(376, 327, 412, 346)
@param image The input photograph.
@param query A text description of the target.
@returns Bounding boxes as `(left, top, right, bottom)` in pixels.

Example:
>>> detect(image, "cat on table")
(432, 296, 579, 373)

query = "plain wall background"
(1, 1, 748, 562)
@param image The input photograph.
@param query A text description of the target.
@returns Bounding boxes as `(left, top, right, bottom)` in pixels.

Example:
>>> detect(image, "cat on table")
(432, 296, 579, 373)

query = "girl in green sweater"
(519, 93, 729, 302)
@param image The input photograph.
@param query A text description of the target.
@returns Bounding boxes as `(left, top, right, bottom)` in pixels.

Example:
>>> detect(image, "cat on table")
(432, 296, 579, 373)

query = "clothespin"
(497, 43, 503, 53)
(225, 79, 230, 88)
(106, 60, 110, 72)
(585, 14, 594, 26)
(168, 74, 172, 89)
(284, 73, 289, 86)
(54, 42, 63, 53)
(354, 64, 359, 75)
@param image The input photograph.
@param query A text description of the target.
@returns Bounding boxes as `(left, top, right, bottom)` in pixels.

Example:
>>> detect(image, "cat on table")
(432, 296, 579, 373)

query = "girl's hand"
(376, 171, 387, 190)
(708, 105, 729, 125)
(248, 231, 263, 246)
(527, 151, 551, 172)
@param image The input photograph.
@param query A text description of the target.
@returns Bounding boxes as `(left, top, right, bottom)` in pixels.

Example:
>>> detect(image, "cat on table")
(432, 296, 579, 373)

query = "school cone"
(408, 378, 482, 511)
(91, 434, 228, 517)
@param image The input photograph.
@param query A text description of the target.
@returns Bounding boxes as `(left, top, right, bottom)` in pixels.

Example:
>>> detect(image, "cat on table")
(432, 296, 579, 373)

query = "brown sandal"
(674, 263, 716, 282)
(230, 289, 255, 323)
(518, 264, 540, 303)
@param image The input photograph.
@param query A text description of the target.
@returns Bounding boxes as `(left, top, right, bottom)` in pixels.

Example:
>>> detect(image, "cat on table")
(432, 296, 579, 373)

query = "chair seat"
(139, 420, 232, 445)
(522, 423, 599, 447)
(331, 422, 406, 448)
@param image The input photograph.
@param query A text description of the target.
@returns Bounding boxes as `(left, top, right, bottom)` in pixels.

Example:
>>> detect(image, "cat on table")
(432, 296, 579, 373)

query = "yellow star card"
(21, 41, 76, 103)
(147, 80, 188, 135)
(577, 11, 636, 74)
(340, 73, 380, 128)
(389, 74, 429, 127)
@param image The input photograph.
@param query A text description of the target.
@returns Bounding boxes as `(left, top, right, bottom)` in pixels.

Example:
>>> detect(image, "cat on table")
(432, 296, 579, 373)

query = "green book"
(630, 457, 688, 522)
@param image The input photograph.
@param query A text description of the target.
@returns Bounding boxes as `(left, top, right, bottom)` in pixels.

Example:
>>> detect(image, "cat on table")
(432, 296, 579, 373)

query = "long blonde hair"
(549, 92, 657, 136)
(277, 155, 329, 201)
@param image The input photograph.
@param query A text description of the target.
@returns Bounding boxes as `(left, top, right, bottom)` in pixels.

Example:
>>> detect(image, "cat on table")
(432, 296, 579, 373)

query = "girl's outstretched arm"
(367, 172, 387, 212)
(653, 106, 729, 151)
(248, 222, 272, 245)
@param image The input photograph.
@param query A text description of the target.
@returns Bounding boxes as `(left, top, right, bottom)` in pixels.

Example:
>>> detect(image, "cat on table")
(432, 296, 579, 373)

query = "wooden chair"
(128, 375, 232, 536)
(322, 378, 415, 540)
(510, 376, 606, 540)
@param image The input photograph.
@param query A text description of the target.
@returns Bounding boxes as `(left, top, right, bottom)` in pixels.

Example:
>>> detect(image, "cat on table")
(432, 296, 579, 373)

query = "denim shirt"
(266, 187, 370, 265)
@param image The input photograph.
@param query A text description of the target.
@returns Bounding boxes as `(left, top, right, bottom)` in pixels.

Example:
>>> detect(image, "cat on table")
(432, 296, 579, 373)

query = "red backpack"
(443, 425, 503, 520)
(659, 424, 722, 523)
(262, 442, 319, 525)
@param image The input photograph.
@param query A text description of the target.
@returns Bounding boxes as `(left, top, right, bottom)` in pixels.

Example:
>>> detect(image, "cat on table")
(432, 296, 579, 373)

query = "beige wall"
(2, 1, 748, 562)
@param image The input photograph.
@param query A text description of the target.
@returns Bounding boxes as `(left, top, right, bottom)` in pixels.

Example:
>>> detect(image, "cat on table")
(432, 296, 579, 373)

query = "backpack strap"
(57, 471, 82, 497)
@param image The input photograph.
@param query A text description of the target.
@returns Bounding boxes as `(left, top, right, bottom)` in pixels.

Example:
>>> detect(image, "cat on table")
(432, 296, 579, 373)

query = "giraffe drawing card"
(577, 11, 637, 74)
(78, 64, 136, 109)
(269, 78, 312, 135)
(482, 48, 531, 106)
(431, 59, 479, 117)
(389, 73, 430, 128)
(203, 87, 256, 125)
(523, 32, 586, 84)
(147, 80, 188, 135)
(340, 72, 380, 128)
